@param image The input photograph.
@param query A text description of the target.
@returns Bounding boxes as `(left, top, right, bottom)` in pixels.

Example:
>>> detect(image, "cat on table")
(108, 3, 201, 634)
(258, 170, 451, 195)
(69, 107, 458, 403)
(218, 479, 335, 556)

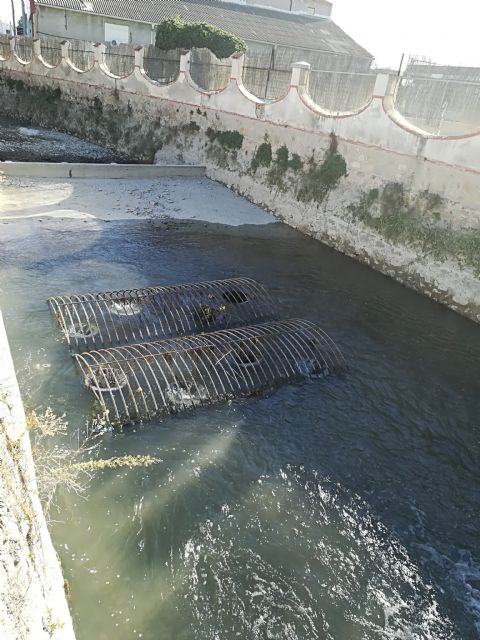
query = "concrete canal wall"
(0, 39, 479, 322)
(0, 309, 75, 640)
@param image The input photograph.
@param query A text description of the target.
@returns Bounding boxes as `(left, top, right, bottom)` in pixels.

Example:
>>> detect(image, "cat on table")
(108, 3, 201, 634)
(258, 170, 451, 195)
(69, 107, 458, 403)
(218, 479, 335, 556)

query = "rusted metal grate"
(48, 278, 277, 351)
(74, 319, 345, 425)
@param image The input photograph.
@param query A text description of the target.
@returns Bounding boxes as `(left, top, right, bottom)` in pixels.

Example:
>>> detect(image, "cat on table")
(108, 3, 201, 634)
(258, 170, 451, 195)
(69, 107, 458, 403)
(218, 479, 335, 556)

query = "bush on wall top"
(155, 17, 247, 59)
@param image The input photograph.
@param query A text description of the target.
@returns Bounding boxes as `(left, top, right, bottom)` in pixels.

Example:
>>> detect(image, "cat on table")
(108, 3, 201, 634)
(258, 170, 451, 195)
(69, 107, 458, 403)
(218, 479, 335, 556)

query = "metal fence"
(104, 43, 135, 77)
(242, 41, 374, 105)
(14, 36, 34, 62)
(68, 39, 94, 71)
(0, 34, 10, 59)
(189, 48, 231, 92)
(143, 45, 180, 84)
(308, 69, 376, 112)
(40, 36, 61, 67)
(394, 57, 480, 135)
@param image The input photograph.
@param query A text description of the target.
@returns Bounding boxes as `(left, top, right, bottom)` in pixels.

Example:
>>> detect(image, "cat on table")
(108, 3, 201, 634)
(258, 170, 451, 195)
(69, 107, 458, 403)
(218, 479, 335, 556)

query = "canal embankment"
(0, 308, 75, 640)
(0, 60, 478, 323)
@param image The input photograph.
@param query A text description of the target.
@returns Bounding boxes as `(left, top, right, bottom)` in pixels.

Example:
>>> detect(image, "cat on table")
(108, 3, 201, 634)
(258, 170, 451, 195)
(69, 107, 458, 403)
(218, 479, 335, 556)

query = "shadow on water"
(0, 214, 479, 639)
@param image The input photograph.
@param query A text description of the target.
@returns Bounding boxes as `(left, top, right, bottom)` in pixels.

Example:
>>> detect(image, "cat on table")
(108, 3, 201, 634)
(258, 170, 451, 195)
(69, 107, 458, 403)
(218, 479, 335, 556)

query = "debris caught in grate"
(74, 319, 345, 425)
(48, 278, 277, 351)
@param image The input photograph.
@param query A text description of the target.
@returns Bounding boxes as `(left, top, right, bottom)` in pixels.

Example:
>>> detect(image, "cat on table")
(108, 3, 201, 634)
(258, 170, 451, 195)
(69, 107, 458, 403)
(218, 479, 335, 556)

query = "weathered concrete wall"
(36, 6, 154, 45)
(0, 40, 479, 322)
(0, 309, 75, 640)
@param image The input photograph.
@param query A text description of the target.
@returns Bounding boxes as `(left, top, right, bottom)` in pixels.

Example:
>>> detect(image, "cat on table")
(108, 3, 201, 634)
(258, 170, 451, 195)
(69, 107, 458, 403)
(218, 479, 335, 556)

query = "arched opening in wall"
(104, 43, 135, 77)
(40, 36, 62, 67)
(14, 36, 34, 63)
(394, 58, 480, 136)
(189, 48, 231, 92)
(0, 34, 10, 60)
(68, 39, 94, 71)
(307, 70, 376, 112)
(143, 46, 180, 84)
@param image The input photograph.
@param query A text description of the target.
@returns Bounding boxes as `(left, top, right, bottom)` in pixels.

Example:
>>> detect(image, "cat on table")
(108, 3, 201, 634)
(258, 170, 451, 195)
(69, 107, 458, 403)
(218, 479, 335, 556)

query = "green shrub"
(296, 133, 347, 204)
(155, 17, 246, 58)
(251, 142, 272, 172)
(289, 153, 303, 171)
(206, 127, 243, 149)
(182, 120, 200, 132)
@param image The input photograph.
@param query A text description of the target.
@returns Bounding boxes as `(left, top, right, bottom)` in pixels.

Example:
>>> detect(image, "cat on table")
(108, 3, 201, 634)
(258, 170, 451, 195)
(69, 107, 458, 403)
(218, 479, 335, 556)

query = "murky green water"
(1, 216, 479, 639)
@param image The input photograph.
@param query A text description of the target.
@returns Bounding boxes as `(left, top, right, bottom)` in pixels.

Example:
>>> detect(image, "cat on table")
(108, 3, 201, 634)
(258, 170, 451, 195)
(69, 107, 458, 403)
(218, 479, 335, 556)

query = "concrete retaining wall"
(0, 39, 479, 322)
(0, 309, 75, 640)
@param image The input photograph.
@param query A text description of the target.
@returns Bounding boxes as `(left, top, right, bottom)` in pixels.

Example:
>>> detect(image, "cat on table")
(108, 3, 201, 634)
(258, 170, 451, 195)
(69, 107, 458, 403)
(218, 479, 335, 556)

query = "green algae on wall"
(348, 184, 480, 274)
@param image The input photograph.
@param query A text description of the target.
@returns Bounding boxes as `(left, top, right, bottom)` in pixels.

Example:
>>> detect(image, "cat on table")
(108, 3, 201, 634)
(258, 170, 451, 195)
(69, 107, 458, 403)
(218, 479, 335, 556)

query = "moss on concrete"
(296, 133, 347, 204)
(348, 183, 480, 274)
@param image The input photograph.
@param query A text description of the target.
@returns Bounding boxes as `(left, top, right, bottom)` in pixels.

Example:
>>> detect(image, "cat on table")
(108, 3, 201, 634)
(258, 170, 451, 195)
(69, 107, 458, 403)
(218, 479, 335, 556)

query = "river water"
(0, 213, 479, 639)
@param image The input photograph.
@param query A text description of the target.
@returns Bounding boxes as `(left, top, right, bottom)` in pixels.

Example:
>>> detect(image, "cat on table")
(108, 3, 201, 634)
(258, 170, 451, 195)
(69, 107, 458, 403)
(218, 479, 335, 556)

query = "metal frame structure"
(48, 278, 277, 351)
(74, 319, 345, 425)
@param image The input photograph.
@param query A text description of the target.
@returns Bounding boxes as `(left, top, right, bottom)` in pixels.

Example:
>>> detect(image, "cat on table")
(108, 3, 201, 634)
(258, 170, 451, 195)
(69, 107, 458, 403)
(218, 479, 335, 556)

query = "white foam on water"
(18, 127, 44, 137)
(175, 467, 462, 639)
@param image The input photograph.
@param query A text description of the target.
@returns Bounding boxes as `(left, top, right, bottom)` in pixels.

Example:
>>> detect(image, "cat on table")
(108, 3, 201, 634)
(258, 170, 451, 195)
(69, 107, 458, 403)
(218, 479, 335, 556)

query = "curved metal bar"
(74, 319, 345, 425)
(49, 277, 277, 351)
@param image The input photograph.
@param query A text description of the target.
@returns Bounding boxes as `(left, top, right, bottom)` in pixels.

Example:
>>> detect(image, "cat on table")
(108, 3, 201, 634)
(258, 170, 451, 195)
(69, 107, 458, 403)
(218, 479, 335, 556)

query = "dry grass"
(27, 408, 159, 517)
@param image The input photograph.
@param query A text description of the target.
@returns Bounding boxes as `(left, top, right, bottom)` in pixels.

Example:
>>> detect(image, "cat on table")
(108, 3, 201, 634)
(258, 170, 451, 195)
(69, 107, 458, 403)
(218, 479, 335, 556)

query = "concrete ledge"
(0, 309, 76, 639)
(0, 162, 206, 178)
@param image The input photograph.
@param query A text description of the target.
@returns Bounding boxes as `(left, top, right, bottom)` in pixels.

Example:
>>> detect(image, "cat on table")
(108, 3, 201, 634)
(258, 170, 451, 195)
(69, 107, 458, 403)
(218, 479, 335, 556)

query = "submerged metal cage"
(74, 319, 345, 425)
(48, 278, 277, 351)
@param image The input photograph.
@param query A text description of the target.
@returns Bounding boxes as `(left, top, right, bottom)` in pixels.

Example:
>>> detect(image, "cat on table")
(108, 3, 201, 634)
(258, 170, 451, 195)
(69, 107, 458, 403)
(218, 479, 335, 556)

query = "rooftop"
(35, 0, 372, 57)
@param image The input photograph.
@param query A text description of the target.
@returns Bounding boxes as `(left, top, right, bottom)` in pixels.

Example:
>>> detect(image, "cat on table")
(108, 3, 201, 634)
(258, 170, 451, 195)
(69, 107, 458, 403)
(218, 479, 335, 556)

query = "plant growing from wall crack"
(296, 133, 347, 204)
(348, 183, 480, 274)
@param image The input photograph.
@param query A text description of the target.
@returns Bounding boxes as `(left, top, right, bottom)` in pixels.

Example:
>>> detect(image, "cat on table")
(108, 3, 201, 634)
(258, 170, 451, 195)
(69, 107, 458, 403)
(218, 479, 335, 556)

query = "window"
(104, 23, 129, 44)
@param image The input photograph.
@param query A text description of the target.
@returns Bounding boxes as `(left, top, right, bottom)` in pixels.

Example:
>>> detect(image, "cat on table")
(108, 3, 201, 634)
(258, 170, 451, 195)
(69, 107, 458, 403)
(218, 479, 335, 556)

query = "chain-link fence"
(394, 57, 480, 135)
(68, 39, 94, 71)
(14, 36, 34, 63)
(143, 46, 180, 84)
(104, 43, 135, 77)
(190, 48, 231, 91)
(40, 36, 62, 67)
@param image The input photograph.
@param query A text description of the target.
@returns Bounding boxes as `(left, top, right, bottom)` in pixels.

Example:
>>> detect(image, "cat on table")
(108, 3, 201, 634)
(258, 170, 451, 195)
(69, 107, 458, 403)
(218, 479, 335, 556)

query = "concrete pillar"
(60, 40, 70, 64)
(373, 73, 391, 98)
(33, 38, 41, 58)
(93, 42, 106, 66)
(134, 45, 144, 69)
(291, 61, 311, 90)
(9, 36, 15, 54)
(230, 53, 244, 80)
(179, 50, 191, 80)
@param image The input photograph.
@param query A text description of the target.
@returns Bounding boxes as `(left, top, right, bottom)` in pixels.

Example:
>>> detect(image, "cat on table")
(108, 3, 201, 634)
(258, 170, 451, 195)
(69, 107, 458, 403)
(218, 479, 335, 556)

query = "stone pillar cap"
(291, 61, 311, 69)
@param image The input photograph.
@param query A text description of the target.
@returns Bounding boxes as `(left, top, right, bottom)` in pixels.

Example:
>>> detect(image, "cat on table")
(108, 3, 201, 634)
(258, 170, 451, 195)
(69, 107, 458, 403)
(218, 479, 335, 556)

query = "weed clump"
(348, 183, 480, 274)
(296, 133, 347, 204)
(206, 127, 243, 149)
(251, 141, 272, 172)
